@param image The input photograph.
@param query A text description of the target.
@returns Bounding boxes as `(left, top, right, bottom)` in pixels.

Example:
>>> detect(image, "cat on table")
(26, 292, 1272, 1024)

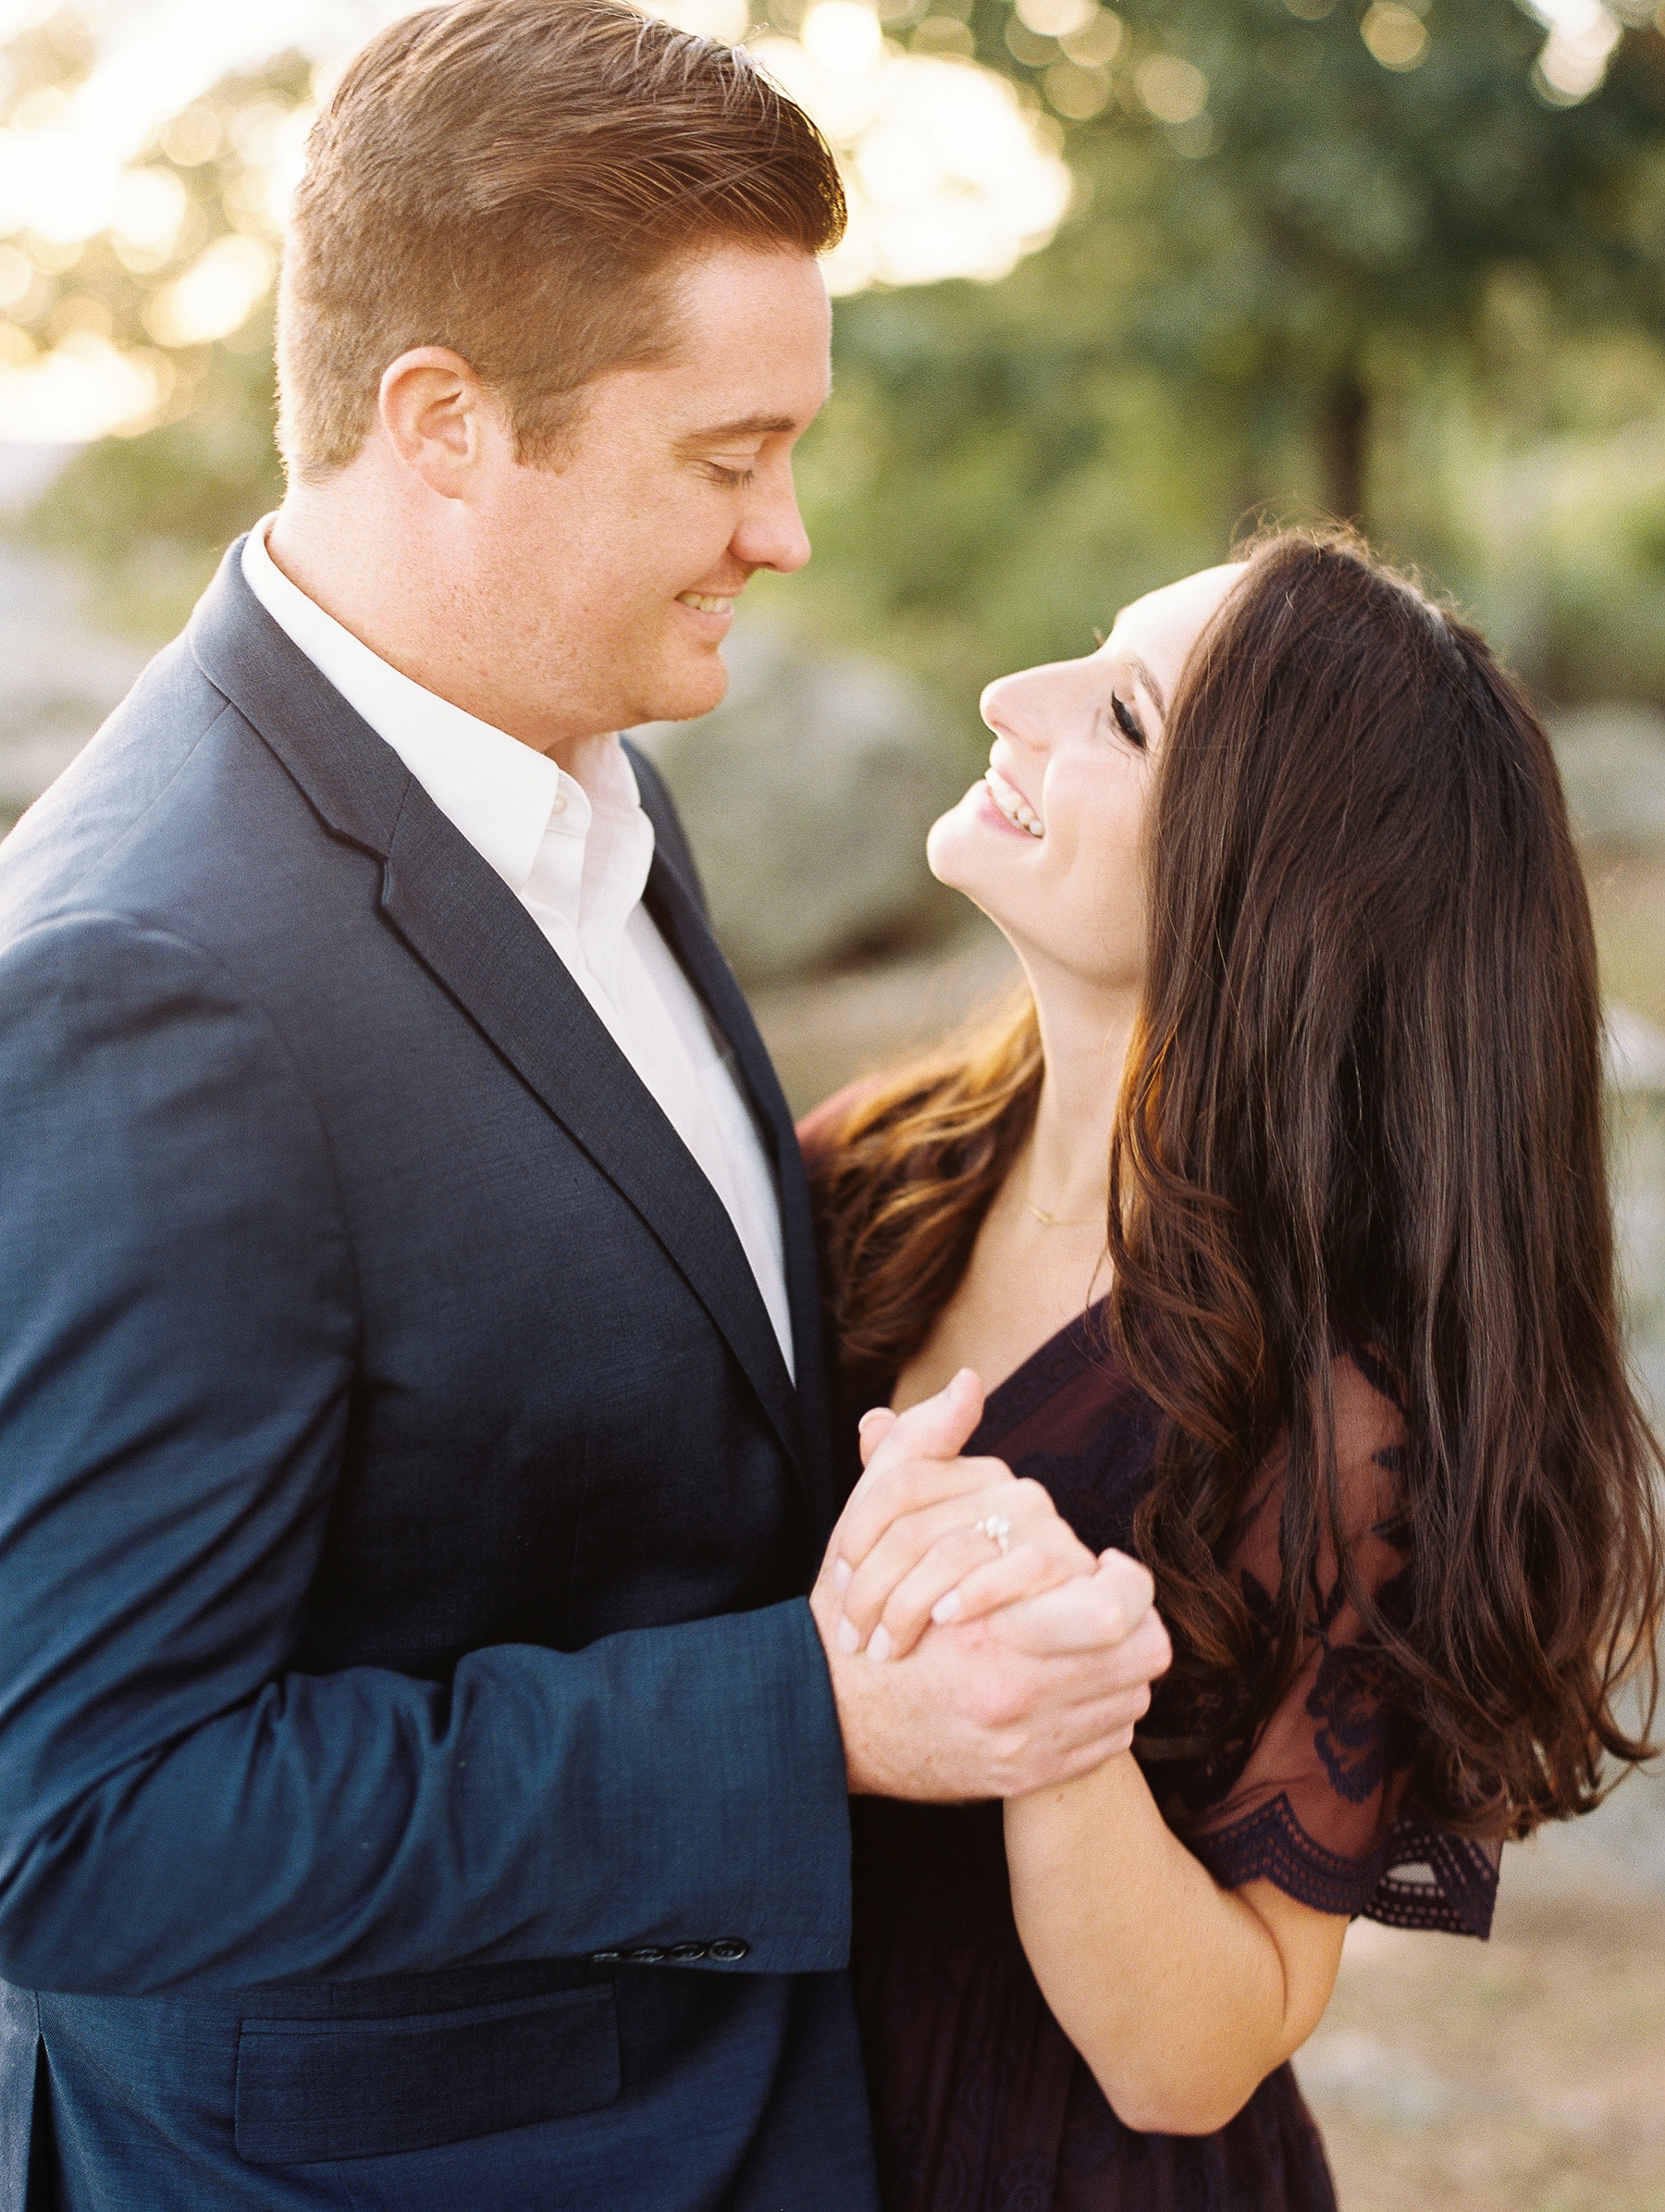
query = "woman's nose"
(980, 664, 1055, 749)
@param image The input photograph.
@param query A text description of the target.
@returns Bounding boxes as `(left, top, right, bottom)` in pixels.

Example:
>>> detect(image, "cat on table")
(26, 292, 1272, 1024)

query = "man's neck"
(266, 479, 585, 763)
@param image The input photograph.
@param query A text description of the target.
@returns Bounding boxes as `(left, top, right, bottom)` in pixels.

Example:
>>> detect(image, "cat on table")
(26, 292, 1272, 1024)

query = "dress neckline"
(968, 1296, 1117, 1452)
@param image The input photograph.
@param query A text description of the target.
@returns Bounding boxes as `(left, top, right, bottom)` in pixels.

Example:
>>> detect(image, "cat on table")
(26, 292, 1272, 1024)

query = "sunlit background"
(1, 6, 1664, 2201)
(0, 0, 1648, 437)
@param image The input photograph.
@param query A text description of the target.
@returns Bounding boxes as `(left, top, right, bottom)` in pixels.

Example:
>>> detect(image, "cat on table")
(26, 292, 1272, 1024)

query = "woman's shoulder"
(1326, 1344, 1412, 1555)
(796, 1075, 888, 1181)
(1333, 1338, 1407, 1464)
(1227, 1342, 1411, 1599)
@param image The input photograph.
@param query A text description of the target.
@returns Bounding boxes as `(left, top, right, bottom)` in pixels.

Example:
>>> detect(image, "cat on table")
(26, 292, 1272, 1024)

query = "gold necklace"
(1025, 1194, 1105, 1230)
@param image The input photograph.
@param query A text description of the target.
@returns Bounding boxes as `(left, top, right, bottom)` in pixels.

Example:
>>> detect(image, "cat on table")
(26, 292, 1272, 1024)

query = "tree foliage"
(10, 0, 1665, 705)
(843, 0, 1665, 514)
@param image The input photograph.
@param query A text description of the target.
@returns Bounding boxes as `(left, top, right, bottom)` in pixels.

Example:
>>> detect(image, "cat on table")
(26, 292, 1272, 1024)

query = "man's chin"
(632, 650, 732, 728)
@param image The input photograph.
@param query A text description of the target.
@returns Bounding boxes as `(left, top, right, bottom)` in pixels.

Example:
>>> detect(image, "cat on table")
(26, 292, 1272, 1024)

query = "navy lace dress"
(839, 1310, 1500, 2212)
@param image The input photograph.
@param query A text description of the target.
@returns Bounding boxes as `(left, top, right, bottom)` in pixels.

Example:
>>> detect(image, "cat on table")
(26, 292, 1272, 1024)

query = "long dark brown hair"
(809, 528, 1663, 1838)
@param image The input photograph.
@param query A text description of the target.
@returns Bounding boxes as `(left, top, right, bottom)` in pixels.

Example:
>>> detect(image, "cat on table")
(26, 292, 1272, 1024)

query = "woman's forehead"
(1106, 561, 1247, 665)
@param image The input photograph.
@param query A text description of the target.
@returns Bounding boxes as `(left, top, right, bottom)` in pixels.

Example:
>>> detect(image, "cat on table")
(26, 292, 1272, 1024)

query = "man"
(0, 5, 1167, 2206)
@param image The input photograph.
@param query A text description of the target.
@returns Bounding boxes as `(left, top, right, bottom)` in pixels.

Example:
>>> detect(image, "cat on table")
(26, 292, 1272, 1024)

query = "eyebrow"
(678, 414, 800, 445)
(1125, 654, 1167, 716)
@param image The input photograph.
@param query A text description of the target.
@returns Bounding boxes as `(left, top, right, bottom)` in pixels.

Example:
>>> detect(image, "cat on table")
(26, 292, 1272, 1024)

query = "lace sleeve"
(1157, 1351, 1500, 1937)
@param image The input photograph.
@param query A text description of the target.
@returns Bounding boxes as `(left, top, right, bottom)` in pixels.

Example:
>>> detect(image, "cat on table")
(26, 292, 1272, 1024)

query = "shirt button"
(549, 789, 567, 816)
(707, 1938, 749, 1963)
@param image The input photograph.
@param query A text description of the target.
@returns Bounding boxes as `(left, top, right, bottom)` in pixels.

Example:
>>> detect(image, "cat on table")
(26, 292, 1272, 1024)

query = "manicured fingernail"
(867, 1624, 894, 1663)
(832, 1558, 852, 1597)
(931, 1588, 962, 1625)
(858, 1408, 887, 1430)
(836, 1615, 860, 1654)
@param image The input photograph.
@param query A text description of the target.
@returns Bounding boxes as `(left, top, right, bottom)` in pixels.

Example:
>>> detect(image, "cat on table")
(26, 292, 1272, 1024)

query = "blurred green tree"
(2, 17, 302, 626)
(9, 0, 1665, 700)
(940, 0, 1665, 521)
(768, 0, 1665, 722)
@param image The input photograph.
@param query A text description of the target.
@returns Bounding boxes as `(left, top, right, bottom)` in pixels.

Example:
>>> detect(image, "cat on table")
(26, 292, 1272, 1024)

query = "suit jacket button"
(666, 1942, 709, 1961)
(708, 1938, 749, 1962)
(626, 1946, 668, 1964)
(589, 1949, 624, 1964)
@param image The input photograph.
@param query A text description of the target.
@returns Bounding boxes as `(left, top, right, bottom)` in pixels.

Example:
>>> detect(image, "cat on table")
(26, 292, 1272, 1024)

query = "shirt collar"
(242, 514, 566, 896)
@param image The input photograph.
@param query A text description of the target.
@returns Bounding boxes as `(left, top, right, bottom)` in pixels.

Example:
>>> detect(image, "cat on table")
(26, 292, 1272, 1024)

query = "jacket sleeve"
(0, 911, 850, 1996)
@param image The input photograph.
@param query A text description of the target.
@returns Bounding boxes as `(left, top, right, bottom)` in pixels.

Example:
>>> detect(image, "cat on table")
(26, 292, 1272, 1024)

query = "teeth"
(986, 766, 1043, 837)
(678, 593, 734, 614)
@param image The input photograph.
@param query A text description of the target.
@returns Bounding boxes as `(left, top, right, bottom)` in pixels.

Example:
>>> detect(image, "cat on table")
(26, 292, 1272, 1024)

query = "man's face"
(470, 245, 832, 748)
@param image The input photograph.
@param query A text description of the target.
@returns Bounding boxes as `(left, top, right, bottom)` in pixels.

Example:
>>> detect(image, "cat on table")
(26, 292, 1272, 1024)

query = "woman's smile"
(984, 763, 1044, 837)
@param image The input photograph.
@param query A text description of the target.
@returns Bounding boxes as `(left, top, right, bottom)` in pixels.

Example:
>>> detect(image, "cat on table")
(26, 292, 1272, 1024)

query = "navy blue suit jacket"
(0, 546, 878, 2210)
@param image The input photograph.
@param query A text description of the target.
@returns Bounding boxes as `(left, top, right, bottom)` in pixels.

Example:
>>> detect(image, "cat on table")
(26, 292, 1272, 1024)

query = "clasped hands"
(812, 1368, 1171, 1802)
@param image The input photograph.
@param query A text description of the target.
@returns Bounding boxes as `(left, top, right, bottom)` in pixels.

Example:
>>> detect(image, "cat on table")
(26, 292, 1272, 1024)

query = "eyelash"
(1111, 695, 1146, 749)
(707, 463, 758, 488)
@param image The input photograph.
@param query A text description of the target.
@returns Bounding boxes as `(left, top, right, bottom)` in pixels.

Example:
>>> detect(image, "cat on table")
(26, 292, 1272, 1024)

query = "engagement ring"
(975, 1514, 1012, 1556)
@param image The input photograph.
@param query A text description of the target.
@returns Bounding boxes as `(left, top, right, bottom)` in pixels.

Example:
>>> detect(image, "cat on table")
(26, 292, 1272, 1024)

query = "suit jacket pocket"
(234, 1983, 621, 2164)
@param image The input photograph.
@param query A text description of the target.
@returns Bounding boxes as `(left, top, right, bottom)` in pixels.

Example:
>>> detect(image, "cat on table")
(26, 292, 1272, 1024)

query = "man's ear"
(377, 346, 500, 500)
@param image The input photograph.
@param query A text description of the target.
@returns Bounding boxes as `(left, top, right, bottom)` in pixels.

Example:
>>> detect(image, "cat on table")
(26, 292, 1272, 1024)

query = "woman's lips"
(971, 777, 1036, 840)
(984, 764, 1043, 837)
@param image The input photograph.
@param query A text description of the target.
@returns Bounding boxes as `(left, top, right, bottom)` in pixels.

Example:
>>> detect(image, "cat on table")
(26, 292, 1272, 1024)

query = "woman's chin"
(926, 803, 1024, 944)
(928, 785, 1033, 896)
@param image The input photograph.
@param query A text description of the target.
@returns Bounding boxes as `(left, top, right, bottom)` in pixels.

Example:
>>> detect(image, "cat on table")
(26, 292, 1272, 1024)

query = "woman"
(800, 530, 1664, 2211)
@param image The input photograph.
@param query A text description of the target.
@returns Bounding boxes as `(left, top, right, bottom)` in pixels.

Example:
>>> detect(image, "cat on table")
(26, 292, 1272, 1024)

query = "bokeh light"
(0, 0, 1649, 442)
(1526, 0, 1624, 100)
(752, 6, 1073, 291)
(0, 0, 1076, 439)
(1360, 0, 1431, 69)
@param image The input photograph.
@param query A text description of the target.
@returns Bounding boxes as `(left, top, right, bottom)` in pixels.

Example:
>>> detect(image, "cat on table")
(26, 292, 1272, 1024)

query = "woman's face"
(928, 562, 1245, 992)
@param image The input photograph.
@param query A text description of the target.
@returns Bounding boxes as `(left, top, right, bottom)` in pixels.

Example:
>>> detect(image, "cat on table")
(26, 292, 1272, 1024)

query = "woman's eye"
(1111, 695, 1146, 748)
(707, 461, 758, 487)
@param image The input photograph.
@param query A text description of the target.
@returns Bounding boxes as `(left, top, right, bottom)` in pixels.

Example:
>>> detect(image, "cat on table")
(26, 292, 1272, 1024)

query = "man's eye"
(706, 460, 758, 487)
(1111, 695, 1146, 748)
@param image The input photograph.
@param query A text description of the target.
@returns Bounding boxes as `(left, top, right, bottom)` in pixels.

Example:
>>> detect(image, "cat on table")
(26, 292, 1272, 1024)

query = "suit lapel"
(378, 796, 806, 1480)
(631, 799, 837, 1536)
(190, 544, 808, 1489)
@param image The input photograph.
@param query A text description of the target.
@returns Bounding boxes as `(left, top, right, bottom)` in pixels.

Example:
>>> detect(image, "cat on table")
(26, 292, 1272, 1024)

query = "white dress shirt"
(241, 518, 795, 1378)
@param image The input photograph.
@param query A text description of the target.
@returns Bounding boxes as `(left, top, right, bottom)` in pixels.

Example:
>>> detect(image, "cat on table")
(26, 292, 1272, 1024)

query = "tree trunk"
(1319, 370, 1370, 526)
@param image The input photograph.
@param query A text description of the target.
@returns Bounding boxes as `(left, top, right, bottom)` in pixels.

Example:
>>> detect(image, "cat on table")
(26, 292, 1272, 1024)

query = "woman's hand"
(820, 1370, 1110, 1662)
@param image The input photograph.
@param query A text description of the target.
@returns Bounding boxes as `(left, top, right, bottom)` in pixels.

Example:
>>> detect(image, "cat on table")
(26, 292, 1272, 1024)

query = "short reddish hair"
(278, 0, 845, 476)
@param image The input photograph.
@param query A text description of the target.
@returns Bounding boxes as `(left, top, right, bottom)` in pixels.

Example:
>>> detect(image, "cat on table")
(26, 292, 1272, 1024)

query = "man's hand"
(809, 1372, 1172, 1801)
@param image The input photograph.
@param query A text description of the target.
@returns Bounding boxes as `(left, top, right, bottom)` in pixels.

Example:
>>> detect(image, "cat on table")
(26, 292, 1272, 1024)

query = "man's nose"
(733, 464, 811, 576)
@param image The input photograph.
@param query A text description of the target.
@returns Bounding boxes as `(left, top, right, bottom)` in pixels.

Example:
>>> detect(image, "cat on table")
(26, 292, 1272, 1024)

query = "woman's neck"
(888, 958, 1141, 1410)
(1020, 962, 1141, 1230)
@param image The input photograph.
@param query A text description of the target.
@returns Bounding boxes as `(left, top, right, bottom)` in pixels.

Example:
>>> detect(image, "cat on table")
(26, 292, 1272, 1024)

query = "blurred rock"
(1549, 704, 1665, 853)
(749, 917, 1018, 1116)
(1606, 1003, 1665, 1093)
(632, 623, 969, 983)
(0, 443, 74, 517)
(0, 541, 148, 827)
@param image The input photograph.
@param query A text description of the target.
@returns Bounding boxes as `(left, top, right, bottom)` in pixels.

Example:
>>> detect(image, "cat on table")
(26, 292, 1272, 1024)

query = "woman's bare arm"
(1005, 1752, 1348, 2135)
